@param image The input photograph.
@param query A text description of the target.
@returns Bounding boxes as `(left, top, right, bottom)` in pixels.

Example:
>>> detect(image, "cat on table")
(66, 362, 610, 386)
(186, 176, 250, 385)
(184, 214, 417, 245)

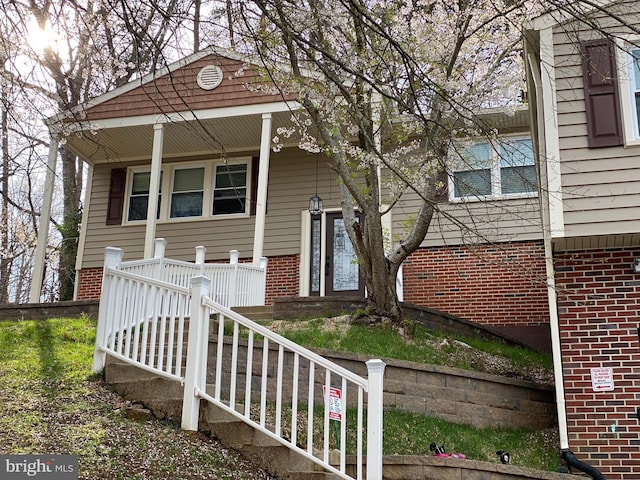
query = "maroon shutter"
(106, 168, 126, 225)
(581, 39, 623, 148)
(250, 156, 260, 216)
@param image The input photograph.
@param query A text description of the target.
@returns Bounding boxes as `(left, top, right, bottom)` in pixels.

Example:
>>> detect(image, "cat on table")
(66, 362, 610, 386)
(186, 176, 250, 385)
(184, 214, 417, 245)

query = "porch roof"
(55, 105, 300, 164)
(46, 47, 304, 164)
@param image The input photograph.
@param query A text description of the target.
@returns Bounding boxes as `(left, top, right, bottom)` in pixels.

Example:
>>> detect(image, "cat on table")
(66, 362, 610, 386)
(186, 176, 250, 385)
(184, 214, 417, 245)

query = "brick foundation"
(76, 267, 103, 300)
(402, 241, 549, 328)
(555, 247, 640, 479)
(263, 254, 299, 305)
(75, 254, 301, 306)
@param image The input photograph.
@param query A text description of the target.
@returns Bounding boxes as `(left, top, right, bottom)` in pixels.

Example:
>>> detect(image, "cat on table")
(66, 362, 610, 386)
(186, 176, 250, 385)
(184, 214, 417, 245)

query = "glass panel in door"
(326, 212, 364, 297)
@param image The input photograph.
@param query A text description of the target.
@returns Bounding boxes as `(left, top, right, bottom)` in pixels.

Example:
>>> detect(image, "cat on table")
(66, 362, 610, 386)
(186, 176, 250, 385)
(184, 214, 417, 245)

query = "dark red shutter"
(250, 156, 260, 216)
(106, 168, 126, 225)
(581, 39, 623, 148)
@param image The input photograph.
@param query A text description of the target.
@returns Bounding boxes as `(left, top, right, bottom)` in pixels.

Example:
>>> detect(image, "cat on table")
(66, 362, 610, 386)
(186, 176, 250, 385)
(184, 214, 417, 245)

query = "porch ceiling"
(62, 109, 299, 164)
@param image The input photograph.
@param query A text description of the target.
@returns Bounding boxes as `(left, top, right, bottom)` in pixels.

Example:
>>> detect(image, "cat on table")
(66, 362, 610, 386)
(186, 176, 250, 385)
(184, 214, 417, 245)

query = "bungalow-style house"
(525, 1, 640, 477)
(30, 47, 550, 350)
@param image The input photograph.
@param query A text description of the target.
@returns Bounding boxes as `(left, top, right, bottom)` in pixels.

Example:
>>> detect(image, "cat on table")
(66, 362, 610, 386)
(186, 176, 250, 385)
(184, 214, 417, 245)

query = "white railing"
(119, 238, 267, 308)
(93, 246, 385, 480)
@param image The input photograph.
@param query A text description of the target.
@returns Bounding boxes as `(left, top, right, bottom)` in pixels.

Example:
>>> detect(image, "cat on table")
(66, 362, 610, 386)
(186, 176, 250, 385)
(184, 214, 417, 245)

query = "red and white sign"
(323, 386, 343, 421)
(591, 367, 614, 392)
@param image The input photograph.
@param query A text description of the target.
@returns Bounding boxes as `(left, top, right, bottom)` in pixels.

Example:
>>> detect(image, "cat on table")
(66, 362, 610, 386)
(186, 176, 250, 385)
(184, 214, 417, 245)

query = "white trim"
(253, 113, 272, 264)
(125, 157, 252, 226)
(299, 210, 311, 297)
(144, 124, 164, 258)
(51, 101, 301, 136)
(30, 138, 58, 303)
(615, 37, 640, 146)
(539, 26, 565, 238)
(526, 0, 610, 31)
(169, 163, 207, 218)
(448, 134, 538, 202)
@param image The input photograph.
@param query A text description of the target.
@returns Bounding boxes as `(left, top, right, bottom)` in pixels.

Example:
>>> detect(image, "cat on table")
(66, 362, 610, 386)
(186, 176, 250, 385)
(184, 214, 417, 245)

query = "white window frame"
(122, 157, 251, 224)
(211, 159, 251, 218)
(448, 134, 538, 202)
(125, 167, 162, 223)
(616, 37, 640, 147)
(169, 162, 207, 219)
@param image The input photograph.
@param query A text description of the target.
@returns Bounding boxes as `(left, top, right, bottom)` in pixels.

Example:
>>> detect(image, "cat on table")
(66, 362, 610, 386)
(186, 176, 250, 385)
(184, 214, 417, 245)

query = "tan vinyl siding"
(79, 148, 337, 268)
(391, 192, 542, 247)
(551, 9, 640, 237)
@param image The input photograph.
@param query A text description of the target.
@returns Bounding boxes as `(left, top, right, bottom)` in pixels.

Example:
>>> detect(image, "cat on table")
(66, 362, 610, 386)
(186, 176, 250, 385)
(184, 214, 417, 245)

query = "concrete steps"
(231, 305, 274, 322)
(105, 355, 340, 480)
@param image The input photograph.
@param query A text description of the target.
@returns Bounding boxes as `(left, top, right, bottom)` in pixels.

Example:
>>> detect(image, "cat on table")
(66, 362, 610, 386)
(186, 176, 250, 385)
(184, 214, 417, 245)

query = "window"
(170, 167, 204, 218)
(212, 163, 248, 215)
(451, 137, 537, 200)
(127, 171, 161, 221)
(619, 43, 640, 143)
(117, 158, 253, 224)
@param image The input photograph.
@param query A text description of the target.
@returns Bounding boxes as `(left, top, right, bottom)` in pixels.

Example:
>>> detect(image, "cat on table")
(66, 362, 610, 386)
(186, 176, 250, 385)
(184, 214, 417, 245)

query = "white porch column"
(252, 113, 272, 265)
(30, 138, 58, 303)
(144, 123, 164, 258)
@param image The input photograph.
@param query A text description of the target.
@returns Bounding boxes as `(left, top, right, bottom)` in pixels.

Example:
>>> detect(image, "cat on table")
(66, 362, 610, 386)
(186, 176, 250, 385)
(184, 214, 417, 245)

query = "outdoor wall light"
(309, 195, 323, 215)
(633, 258, 640, 273)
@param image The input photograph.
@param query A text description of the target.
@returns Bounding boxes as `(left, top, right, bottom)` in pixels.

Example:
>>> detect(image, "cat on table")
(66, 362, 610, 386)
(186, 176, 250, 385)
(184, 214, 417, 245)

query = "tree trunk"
(58, 149, 82, 301)
(0, 66, 9, 303)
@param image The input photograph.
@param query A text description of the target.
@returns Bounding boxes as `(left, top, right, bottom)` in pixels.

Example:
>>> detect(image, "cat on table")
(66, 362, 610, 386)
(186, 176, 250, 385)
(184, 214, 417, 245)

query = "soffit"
(63, 110, 299, 164)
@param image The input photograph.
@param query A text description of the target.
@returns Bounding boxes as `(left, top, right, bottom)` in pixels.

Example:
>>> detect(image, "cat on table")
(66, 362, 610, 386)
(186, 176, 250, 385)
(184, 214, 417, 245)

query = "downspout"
(526, 30, 606, 479)
(527, 46, 569, 450)
(562, 450, 606, 480)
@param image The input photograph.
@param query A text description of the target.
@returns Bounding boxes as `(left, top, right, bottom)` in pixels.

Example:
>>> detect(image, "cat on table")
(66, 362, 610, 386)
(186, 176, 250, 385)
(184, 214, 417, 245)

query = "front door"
(310, 212, 364, 297)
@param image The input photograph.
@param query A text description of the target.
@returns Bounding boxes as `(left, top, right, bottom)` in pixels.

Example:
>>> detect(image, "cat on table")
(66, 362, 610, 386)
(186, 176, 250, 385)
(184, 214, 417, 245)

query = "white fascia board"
(51, 100, 301, 135)
(539, 26, 565, 239)
(526, 0, 614, 31)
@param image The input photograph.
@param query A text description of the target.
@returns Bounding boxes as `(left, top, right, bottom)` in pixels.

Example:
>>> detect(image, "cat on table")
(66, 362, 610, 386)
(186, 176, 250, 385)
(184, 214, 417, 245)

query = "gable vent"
(197, 65, 223, 90)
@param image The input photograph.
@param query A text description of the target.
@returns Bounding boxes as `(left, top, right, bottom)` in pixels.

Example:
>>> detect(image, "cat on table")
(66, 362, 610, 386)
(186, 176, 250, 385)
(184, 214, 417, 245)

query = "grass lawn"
(0, 316, 274, 480)
(0, 315, 562, 477)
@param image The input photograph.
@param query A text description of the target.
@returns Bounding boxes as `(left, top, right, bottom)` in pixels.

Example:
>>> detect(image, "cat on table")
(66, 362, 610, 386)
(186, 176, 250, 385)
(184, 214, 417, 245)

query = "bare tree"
(0, 0, 195, 301)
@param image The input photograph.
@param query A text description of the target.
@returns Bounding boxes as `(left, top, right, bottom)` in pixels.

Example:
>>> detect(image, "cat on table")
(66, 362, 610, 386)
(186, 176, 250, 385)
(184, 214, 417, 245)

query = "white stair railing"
(93, 246, 384, 480)
(118, 238, 268, 308)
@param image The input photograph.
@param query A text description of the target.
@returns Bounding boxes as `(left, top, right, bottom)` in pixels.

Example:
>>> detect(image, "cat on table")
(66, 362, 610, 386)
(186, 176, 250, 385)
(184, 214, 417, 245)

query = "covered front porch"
(30, 48, 306, 303)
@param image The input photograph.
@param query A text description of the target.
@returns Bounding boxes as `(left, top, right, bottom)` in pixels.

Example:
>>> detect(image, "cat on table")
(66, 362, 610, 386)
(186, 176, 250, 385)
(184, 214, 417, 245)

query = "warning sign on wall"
(590, 367, 614, 392)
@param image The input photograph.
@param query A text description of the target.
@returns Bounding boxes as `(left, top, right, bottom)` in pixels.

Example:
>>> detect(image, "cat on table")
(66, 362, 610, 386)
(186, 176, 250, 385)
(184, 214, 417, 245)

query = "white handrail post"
(182, 275, 210, 431)
(195, 246, 206, 274)
(229, 250, 239, 307)
(93, 247, 123, 373)
(259, 256, 268, 306)
(153, 238, 167, 259)
(366, 359, 385, 480)
(154, 238, 167, 281)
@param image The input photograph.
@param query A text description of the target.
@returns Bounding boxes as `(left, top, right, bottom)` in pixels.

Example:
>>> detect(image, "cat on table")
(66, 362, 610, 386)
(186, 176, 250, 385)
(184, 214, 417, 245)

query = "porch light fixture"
(308, 139, 323, 215)
(633, 258, 640, 273)
(309, 194, 323, 215)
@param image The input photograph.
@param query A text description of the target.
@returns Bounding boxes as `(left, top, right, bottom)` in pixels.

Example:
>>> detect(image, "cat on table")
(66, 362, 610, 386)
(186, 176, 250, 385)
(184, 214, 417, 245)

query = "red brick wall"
(264, 254, 299, 305)
(402, 241, 549, 327)
(555, 248, 640, 479)
(75, 254, 300, 306)
(76, 267, 103, 300)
